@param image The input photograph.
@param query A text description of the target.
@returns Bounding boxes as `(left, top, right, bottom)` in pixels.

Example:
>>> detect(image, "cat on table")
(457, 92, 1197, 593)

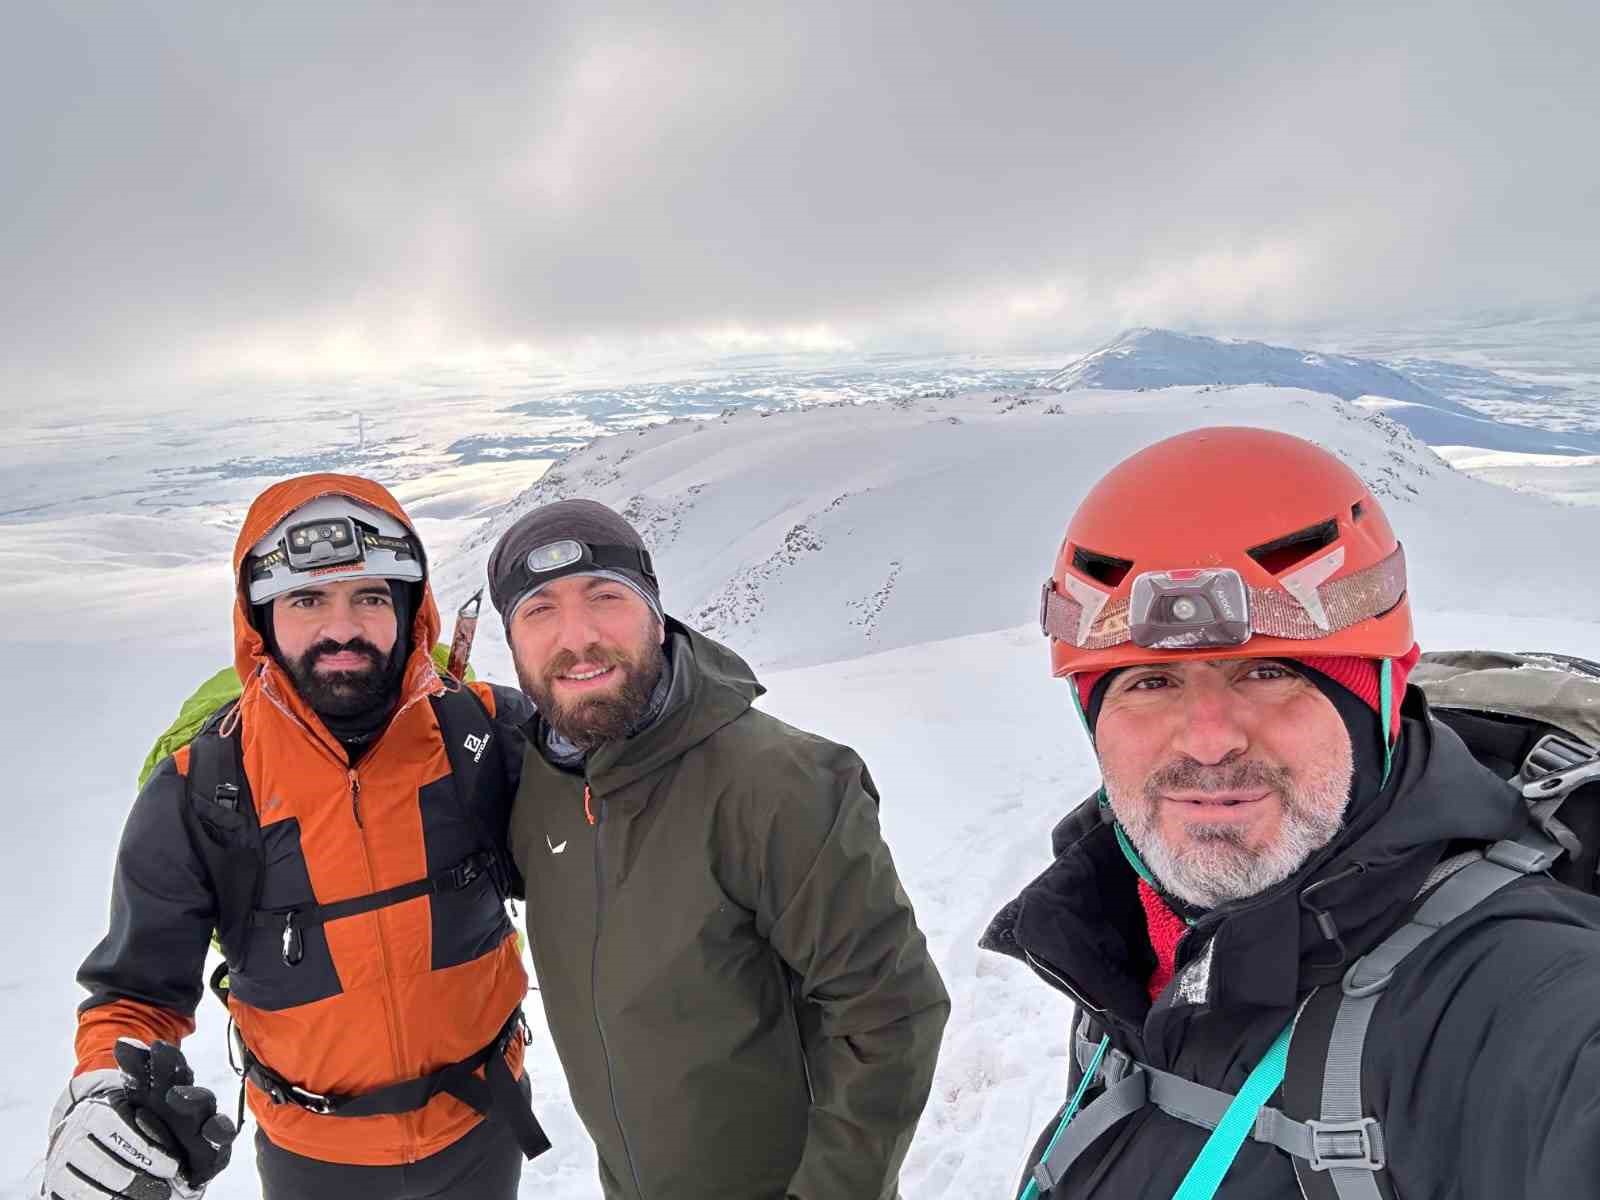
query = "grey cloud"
(2, 0, 1596, 393)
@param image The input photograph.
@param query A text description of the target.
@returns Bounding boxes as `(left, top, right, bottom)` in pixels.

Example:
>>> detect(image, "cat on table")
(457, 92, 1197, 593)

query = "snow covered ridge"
(440, 383, 1600, 680)
(1046, 328, 1600, 457)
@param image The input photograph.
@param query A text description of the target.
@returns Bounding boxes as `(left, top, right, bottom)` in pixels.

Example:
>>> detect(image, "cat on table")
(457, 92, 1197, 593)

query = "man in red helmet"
(982, 427, 1600, 1198)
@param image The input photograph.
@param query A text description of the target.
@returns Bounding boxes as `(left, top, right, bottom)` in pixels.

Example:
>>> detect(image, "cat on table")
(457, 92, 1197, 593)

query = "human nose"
(551, 603, 602, 656)
(1170, 676, 1250, 766)
(320, 597, 363, 643)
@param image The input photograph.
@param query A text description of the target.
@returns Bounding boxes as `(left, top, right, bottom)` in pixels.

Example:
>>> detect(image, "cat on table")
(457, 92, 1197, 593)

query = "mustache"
(301, 638, 386, 671)
(543, 645, 623, 681)
(1143, 757, 1294, 797)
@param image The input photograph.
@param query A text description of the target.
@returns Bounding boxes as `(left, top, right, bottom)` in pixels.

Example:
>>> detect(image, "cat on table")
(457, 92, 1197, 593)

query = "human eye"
(1244, 662, 1293, 682)
(1123, 672, 1172, 692)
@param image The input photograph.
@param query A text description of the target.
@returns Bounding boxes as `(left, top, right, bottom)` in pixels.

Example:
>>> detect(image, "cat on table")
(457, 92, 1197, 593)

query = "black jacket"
(981, 689, 1600, 1198)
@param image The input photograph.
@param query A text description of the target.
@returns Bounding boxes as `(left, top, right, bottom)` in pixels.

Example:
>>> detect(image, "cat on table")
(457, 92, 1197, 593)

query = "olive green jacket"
(511, 621, 949, 1200)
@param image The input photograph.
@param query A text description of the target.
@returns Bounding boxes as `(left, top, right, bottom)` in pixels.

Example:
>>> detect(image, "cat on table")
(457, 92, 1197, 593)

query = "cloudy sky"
(3, 1, 1596, 401)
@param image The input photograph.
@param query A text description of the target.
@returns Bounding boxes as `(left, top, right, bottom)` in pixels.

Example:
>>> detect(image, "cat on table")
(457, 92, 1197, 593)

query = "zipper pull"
(349, 770, 363, 827)
(281, 912, 304, 966)
(584, 783, 596, 826)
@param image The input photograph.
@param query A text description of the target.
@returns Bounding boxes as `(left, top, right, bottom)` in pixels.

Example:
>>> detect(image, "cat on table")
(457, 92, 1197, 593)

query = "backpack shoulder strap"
(184, 701, 251, 816)
(179, 702, 266, 991)
(430, 679, 496, 806)
(429, 680, 514, 894)
(1284, 829, 1564, 1200)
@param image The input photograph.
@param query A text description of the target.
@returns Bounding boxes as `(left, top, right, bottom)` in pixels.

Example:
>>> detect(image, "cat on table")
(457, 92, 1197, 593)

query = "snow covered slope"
(1046, 329, 1600, 456)
(442, 383, 1600, 684)
(7, 381, 1600, 1199)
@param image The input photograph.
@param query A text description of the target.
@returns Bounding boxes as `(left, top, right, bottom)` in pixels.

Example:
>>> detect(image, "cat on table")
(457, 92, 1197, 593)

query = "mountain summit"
(1047, 328, 1600, 455)
(1047, 327, 1464, 408)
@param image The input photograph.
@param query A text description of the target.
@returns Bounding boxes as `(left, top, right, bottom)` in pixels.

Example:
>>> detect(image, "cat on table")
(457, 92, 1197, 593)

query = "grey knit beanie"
(487, 499, 662, 622)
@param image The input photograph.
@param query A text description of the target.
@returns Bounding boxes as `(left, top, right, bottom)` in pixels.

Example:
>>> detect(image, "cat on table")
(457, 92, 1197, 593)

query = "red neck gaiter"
(1138, 879, 1188, 1002)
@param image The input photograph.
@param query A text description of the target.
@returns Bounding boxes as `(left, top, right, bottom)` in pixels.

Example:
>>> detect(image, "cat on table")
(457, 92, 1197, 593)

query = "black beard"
(286, 637, 404, 719)
(520, 640, 666, 752)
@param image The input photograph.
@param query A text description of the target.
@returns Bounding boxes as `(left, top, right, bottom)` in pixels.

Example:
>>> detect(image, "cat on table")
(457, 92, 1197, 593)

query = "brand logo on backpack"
(463, 732, 491, 763)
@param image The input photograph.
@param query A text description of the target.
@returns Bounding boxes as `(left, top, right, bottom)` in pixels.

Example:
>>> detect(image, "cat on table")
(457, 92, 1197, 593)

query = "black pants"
(255, 1112, 525, 1200)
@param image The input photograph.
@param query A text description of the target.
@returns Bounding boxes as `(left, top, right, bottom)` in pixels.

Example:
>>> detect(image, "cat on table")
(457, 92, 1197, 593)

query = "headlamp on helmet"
(245, 494, 424, 605)
(284, 517, 358, 568)
(1038, 427, 1415, 678)
(1129, 568, 1251, 649)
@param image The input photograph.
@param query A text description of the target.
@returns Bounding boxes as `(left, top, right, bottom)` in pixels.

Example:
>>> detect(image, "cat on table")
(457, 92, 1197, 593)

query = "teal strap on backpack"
(1168, 1021, 1294, 1200)
(1020, 1036, 1111, 1200)
(1378, 657, 1394, 786)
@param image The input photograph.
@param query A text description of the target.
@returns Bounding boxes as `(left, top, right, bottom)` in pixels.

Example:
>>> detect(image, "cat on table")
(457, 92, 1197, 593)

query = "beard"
(1105, 746, 1353, 910)
(286, 636, 404, 719)
(518, 638, 667, 752)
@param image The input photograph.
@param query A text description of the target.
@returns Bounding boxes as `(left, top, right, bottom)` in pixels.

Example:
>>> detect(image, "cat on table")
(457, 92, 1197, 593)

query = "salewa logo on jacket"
(546, 835, 567, 855)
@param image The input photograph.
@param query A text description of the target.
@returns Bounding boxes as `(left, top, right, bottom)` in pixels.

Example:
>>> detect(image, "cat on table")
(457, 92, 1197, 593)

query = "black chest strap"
(248, 849, 500, 966)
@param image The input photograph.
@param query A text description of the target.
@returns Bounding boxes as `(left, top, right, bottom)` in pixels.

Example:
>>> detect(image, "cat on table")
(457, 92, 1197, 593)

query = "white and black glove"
(43, 1039, 237, 1200)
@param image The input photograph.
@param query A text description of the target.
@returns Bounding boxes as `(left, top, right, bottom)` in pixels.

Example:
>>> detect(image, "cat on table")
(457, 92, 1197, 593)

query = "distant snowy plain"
(4, 332, 1599, 1198)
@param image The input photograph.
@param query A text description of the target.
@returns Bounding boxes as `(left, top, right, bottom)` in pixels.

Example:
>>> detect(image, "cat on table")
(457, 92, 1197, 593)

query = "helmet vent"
(1072, 546, 1134, 587)
(1351, 501, 1367, 523)
(1247, 519, 1339, 576)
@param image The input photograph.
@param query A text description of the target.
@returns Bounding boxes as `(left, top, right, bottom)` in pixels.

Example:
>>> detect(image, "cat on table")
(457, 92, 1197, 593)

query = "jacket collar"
(981, 688, 1528, 1039)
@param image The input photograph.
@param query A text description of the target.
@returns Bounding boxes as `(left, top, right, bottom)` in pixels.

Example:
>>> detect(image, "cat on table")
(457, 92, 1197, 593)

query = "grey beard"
(1107, 753, 1353, 909)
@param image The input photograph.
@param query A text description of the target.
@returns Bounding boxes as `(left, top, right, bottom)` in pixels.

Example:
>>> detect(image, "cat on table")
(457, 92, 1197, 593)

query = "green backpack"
(137, 645, 472, 789)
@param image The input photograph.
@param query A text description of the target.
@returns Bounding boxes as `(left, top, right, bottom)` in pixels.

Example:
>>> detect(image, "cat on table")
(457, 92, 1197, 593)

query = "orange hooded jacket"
(74, 474, 531, 1166)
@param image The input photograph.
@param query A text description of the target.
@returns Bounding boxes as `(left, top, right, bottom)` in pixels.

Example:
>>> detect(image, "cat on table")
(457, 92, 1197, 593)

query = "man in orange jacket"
(45, 474, 545, 1200)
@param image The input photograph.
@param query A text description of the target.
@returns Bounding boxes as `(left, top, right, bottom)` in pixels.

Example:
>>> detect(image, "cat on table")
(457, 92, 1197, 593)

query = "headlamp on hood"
(246, 494, 424, 604)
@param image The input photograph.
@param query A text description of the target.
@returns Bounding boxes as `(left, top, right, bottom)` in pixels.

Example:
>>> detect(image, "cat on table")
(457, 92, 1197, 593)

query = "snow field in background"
(5, 378, 1599, 1197)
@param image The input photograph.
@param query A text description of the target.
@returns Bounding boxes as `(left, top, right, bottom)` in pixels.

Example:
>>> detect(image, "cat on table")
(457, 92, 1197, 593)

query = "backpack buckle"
(1305, 1116, 1386, 1172)
(286, 1084, 338, 1116)
(448, 855, 485, 890)
(1521, 733, 1600, 802)
(1098, 1047, 1137, 1086)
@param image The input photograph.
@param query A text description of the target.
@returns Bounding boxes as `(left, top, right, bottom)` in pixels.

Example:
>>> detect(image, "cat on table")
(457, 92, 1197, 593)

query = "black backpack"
(1412, 650, 1600, 890)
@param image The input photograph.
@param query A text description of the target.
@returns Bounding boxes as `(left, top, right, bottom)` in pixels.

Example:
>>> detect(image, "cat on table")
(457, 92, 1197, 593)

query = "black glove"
(111, 1040, 237, 1189)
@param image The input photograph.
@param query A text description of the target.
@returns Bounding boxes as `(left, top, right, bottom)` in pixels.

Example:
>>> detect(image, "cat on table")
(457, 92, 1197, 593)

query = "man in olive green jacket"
(487, 499, 950, 1200)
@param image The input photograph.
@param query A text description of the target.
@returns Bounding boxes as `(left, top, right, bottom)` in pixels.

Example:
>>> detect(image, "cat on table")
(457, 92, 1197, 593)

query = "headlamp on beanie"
(487, 497, 664, 626)
(503, 540, 658, 621)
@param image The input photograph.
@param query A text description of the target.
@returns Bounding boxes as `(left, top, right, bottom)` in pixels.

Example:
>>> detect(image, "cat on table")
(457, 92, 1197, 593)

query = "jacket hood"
(232, 474, 443, 735)
(567, 618, 765, 796)
(981, 687, 1529, 1040)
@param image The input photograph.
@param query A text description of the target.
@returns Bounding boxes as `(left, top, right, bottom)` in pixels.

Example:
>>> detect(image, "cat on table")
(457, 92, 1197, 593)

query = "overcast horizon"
(4, 1, 1597, 412)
